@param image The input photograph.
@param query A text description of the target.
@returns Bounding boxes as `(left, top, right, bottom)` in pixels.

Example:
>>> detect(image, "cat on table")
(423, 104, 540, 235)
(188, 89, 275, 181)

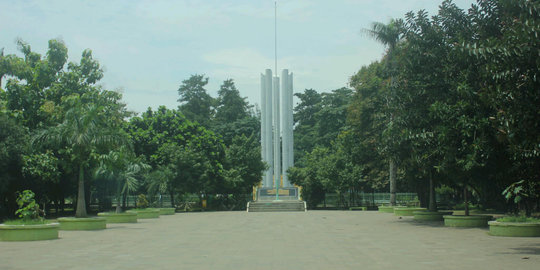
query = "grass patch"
(3, 219, 50, 225)
(497, 216, 540, 223)
(102, 211, 133, 214)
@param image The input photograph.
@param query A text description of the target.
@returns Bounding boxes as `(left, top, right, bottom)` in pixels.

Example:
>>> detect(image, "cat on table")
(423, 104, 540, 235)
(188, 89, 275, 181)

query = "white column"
(260, 73, 267, 187)
(288, 73, 294, 173)
(281, 70, 294, 187)
(273, 76, 280, 189)
(264, 69, 273, 188)
(289, 73, 294, 170)
(281, 70, 289, 187)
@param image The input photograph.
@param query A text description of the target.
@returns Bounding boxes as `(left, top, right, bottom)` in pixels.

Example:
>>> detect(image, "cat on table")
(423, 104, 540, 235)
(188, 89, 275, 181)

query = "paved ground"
(1, 211, 539, 270)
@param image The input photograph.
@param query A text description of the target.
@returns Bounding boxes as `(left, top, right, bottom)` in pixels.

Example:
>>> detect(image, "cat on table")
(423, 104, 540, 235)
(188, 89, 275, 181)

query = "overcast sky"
(1, 0, 475, 114)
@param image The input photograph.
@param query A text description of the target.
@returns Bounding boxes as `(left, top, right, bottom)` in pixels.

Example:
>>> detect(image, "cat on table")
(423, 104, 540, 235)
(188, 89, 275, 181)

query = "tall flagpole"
(274, 0, 280, 200)
(274, 1, 277, 77)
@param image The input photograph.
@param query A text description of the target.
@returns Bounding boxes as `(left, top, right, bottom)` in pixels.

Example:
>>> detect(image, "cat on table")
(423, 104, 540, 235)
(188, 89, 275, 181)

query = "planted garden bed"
(413, 211, 453, 222)
(488, 217, 540, 237)
(443, 215, 492, 227)
(394, 207, 426, 216)
(0, 222, 59, 241)
(58, 217, 107, 230)
(97, 212, 137, 223)
(126, 208, 160, 219)
(378, 206, 394, 213)
(349, 206, 367, 211)
(158, 208, 176, 215)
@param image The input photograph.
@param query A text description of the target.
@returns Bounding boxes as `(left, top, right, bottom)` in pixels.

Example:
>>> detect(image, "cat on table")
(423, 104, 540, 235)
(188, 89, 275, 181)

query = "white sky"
(0, 0, 475, 114)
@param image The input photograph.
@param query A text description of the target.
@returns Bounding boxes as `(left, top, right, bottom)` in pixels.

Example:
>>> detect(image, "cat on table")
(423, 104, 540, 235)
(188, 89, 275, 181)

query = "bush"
(4, 219, 49, 225)
(136, 194, 149, 209)
(15, 190, 43, 221)
(453, 202, 480, 210)
(496, 216, 540, 223)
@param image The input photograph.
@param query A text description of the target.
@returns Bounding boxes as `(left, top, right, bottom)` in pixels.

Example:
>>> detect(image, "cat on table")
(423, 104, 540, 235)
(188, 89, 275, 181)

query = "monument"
(258, 68, 298, 201)
(249, 1, 303, 209)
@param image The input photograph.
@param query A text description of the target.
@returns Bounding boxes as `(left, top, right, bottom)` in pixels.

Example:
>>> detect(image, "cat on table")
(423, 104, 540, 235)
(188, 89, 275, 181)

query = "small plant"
(15, 190, 43, 222)
(496, 216, 540, 223)
(136, 194, 149, 209)
(4, 219, 48, 225)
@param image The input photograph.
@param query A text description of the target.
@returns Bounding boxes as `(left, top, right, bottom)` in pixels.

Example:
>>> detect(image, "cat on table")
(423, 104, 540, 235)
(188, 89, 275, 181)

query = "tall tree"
(215, 79, 249, 123)
(315, 87, 353, 148)
(363, 18, 404, 206)
(468, 0, 540, 215)
(95, 147, 149, 213)
(34, 96, 127, 217)
(126, 106, 226, 200)
(177, 74, 215, 127)
(223, 134, 266, 196)
(348, 61, 389, 193)
(212, 79, 259, 146)
(293, 89, 321, 163)
(0, 112, 29, 217)
(2, 39, 69, 128)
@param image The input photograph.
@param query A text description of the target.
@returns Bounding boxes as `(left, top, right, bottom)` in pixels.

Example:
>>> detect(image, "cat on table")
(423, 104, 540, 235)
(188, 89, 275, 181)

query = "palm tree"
(363, 19, 403, 206)
(95, 148, 150, 213)
(147, 165, 175, 208)
(35, 100, 127, 217)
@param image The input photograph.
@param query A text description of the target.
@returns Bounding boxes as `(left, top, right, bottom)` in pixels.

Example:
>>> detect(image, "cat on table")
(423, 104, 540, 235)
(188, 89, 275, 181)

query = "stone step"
(247, 201, 306, 212)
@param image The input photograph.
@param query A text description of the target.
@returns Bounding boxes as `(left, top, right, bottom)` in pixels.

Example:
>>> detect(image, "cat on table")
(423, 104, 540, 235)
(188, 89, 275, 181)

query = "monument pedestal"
(257, 187, 298, 201)
(248, 187, 306, 212)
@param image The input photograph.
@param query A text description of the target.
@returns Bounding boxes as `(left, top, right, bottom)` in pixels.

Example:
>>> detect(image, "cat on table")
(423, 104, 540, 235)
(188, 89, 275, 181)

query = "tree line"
(289, 0, 539, 215)
(0, 40, 264, 219)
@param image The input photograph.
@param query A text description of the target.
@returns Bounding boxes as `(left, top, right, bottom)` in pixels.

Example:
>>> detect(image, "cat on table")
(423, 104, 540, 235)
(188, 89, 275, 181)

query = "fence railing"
(319, 192, 421, 208)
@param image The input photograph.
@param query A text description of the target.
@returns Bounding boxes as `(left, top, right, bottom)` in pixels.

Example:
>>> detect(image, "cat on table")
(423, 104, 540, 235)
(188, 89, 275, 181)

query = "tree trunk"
(372, 189, 375, 207)
(115, 180, 122, 213)
(75, 164, 88, 218)
(389, 159, 397, 206)
(464, 186, 469, 216)
(122, 192, 127, 208)
(60, 195, 65, 215)
(525, 199, 532, 217)
(428, 171, 437, 212)
(169, 190, 175, 208)
(55, 200, 60, 217)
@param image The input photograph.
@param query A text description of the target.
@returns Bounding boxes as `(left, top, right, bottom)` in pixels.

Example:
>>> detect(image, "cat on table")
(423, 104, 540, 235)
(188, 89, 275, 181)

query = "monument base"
(257, 187, 298, 201)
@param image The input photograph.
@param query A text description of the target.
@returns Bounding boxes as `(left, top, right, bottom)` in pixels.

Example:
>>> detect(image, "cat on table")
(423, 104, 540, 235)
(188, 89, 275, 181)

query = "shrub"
(136, 194, 149, 209)
(496, 216, 540, 223)
(4, 219, 48, 225)
(15, 190, 43, 221)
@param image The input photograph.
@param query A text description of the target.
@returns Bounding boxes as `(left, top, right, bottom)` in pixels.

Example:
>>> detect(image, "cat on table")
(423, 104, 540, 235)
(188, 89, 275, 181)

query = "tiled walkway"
(1, 211, 539, 269)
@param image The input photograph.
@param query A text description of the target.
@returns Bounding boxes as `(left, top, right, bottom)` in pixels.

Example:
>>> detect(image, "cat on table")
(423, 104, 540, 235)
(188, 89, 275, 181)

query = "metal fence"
(319, 192, 420, 208)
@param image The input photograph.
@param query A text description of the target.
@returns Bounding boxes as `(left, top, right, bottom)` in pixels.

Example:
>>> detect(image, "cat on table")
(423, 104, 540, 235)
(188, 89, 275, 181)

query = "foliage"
(502, 180, 539, 205)
(177, 74, 215, 127)
(1, 38, 265, 220)
(14, 190, 43, 221)
(222, 134, 266, 195)
(214, 79, 250, 123)
(496, 216, 540, 223)
(95, 148, 150, 212)
(348, 61, 389, 191)
(3, 219, 49, 225)
(34, 94, 128, 217)
(466, 0, 540, 216)
(293, 88, 353, 164)
(136, 194, 149, 209)
(22, 151, 60, 184)
(0, 112, 28, 216)
(289, 147, 331, 208)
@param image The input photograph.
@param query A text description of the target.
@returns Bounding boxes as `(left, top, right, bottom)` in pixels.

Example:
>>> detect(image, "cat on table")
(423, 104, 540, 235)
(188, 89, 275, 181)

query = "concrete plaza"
(1, 210, 539, 270)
